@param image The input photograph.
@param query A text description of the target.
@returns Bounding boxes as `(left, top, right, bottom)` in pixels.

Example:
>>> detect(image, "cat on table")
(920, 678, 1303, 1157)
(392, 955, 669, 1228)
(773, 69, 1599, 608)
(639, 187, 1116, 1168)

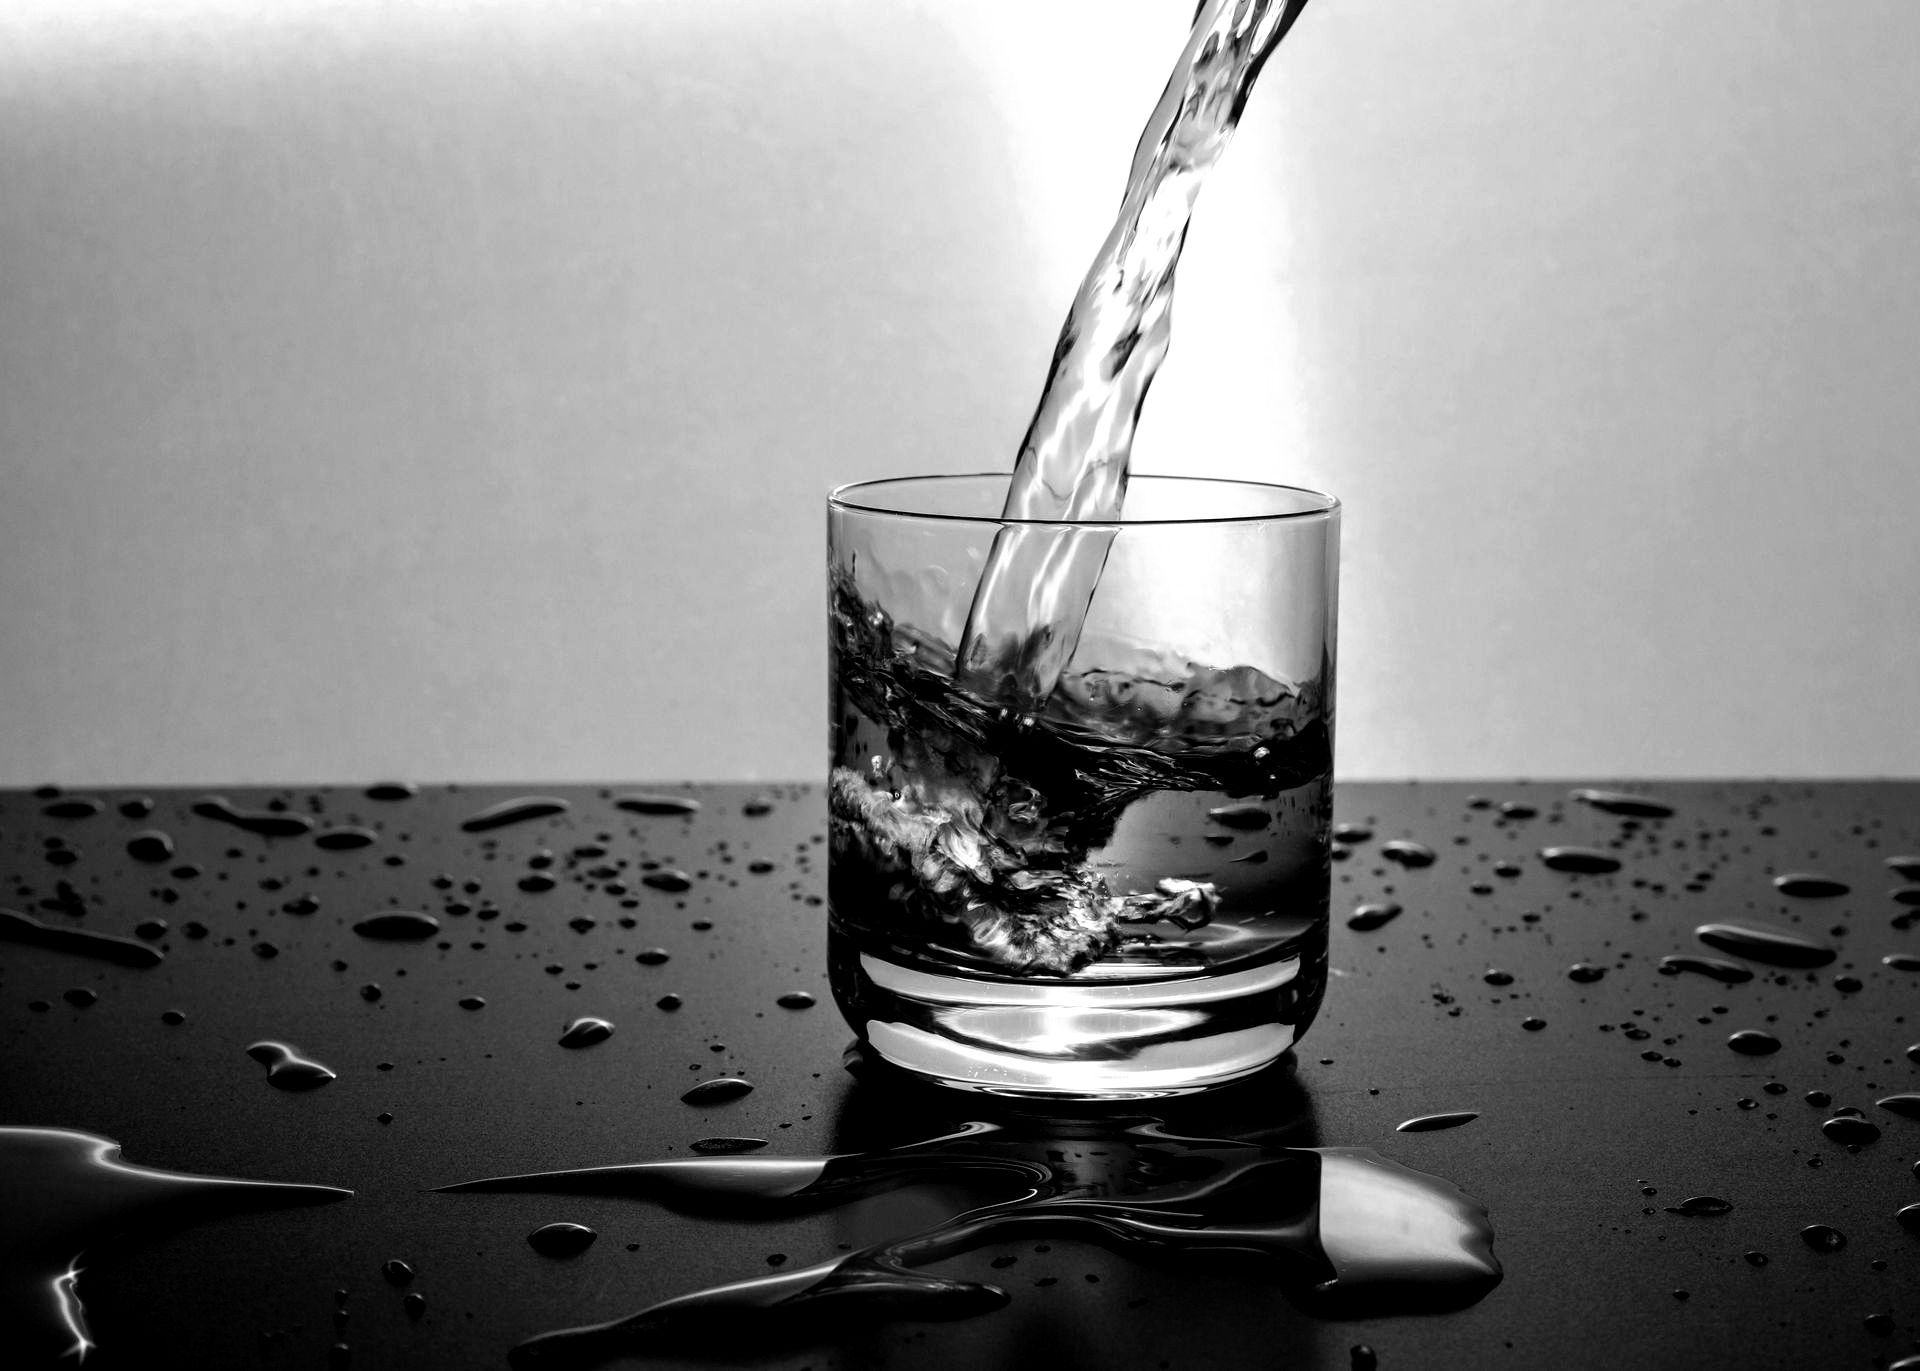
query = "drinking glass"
(827, 474, 1338, 1097)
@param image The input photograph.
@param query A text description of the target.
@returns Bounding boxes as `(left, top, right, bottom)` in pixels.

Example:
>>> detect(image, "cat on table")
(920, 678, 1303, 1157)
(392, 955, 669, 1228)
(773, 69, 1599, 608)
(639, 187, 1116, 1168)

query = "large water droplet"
(352, 912, 440, 942)
(192, 798, 314, 838)
(1726, 1030, 1781, 1056)
(1657, 955, 1753, 984)
(246, 1041, 337, 1091)
(1694, 923, 1836, 969)
(1380, 840, 1435, 868)
(558, 1018, 614, 1049)
(1396, 1112, 1478, 1133)
(614, 794, 702, 817)
(1772, 872, 1849, 898)
(1569, 789, 1674, 818)
(459, 797, 571, 833)
(0, 906, 164, 969)
(527, 1222, 597, 1258)
(681, 1078, 755, 1106)
(1538, 847, 1621, 874)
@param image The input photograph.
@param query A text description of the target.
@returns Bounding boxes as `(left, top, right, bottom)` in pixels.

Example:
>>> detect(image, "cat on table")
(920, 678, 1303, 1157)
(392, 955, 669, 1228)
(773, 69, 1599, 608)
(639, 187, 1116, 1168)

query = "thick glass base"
(828, 920, 1327, 1099)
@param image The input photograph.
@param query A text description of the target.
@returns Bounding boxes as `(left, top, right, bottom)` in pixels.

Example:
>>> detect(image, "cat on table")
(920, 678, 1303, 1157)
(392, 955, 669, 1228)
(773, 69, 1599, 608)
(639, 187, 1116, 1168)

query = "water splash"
(955, 0, 1315, 709)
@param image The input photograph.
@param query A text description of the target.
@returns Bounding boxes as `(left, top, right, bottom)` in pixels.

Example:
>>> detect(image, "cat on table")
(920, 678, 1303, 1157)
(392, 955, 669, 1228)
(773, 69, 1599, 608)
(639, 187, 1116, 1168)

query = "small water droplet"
(382, 1259, 415, 1286)
(366, 782, 418, 801)
(1380, 840, 1435, 868)
(558, 1018, 614, 1049)
(776, 992, 816, 1010)
(527, 1222, 597, 1257)
(1798, 1224, 1846, 1252)
(681, 1077, 755, 1105)
(1539, 847, 1621, 874)
(642, 870, 694, 894)
(1346, 902, 1403, 932)
(315, 827, 377, 852)
(1743, 1250, 1768, 1266)
(402, 1291, 426, 1318)
(458, 996, 486, 1011)
(1481, 969, 1513, 986)
(1566, 963, 1605, 984)
(1664, 1196, 1732, 1216)
(1657, 954, 1753, 984)
(1521, 1017, 1546, 1032)
(1332, 823, 1372, 844)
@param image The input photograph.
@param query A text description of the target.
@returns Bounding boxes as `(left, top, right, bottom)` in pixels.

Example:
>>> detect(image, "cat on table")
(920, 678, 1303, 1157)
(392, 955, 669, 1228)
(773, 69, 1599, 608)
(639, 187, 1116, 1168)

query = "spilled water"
(439, 1060, 1498, 1367)
(0, 1127, 350, 1363)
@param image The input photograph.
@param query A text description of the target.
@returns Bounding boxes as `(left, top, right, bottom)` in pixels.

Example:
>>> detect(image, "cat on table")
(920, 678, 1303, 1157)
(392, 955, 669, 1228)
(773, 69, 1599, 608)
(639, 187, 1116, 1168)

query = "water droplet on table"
(528, 1222, 597, 1258)
(0, 906, 165, 968)
(1381, 840, 1435, 868)
(192, 798, 313, 838)
(681, 1077, 755, 1106)
(1346, 902, 1402, 932)
(1658, 955, 1753, 984)
(246, 1041, 337, 1091)
(1664, 1196, 1732, 1216)
(691, 1137, 771, 1155)
(642, 871, 693, 894)
(776, 992, 816, 1010)
(1726, 1030, 1781, 1056)
(315, 827, 378, 852)
(459, 797, 570, 833)
(382, 1259, 415, 1285)
(352, 912, 440, 941)
(1539, 847, 1622, 874)
(1799, 1224, 1846, 1252)
(1569, 789, 1674, 818)
(1875, 1094, 1920, 1120)
(125, 830, 175, 863)
(558, 1018, 614, 1049)
(1772, 872, 1849, 898)
(1396, 1111, 1479, 1133)
(615, 794, 702, 816)
(1695, 923, 1836, 969)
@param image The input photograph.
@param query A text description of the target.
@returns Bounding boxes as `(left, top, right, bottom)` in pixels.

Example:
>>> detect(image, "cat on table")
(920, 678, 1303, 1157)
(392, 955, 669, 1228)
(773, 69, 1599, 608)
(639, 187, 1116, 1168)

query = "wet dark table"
(4, 781, 1918, 1371)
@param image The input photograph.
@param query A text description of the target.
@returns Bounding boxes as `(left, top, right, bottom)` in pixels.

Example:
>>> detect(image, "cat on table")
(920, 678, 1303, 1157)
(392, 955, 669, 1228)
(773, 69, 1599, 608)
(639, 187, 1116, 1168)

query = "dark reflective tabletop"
(3, 782, 1916, 1369)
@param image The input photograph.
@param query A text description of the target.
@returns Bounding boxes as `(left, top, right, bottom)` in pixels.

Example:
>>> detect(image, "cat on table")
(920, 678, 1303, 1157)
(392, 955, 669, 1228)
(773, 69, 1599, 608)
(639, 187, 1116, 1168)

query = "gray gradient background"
(3, 0, 1916, 786)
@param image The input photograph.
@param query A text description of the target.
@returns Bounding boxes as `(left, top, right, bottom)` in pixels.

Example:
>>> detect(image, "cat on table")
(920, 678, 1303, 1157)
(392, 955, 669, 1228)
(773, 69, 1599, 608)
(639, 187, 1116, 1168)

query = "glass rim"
(827, 472, 1340, 527)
